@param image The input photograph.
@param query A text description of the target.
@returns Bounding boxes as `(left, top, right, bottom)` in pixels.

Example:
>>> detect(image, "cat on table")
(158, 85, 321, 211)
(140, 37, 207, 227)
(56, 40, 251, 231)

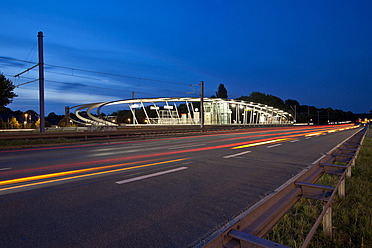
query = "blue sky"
(1, 0, 371, 114)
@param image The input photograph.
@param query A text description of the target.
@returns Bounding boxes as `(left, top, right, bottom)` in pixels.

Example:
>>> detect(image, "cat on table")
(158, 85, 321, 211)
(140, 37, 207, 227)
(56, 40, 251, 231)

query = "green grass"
(0, 137, 77, 147)
(266, 131, 372, 248)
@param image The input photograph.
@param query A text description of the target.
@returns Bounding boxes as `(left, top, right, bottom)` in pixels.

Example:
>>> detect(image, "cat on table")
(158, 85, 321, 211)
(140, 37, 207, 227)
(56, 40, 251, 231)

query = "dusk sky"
(1, 0, 371, 115)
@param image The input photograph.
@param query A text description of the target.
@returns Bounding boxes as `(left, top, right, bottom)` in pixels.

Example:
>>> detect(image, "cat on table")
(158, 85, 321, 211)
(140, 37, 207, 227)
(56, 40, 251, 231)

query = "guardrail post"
(346, 166, 351, 178)
(338, 177, 345, 198)
(351, 158, 356, 167)
(322, 202, 332, 237)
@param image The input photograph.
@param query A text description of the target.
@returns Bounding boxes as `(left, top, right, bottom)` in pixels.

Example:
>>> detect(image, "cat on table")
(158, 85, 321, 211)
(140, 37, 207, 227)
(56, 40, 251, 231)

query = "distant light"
(195, 108, 199, 112)
(150, 106, 159, 110)
(231, 104, 236, 107)
(164, 105, 173, 109)
(131, 104, 140, 108)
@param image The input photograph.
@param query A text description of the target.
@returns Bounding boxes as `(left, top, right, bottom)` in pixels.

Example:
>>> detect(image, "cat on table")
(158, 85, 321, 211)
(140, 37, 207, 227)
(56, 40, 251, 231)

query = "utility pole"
(38, 31, 45, 133)
(294, 105, 297, 123)
(200, 81, 204, 129)
(132, 91, 135, 124)
(290, 105, 297, 123)
(65, 106, 70, 127)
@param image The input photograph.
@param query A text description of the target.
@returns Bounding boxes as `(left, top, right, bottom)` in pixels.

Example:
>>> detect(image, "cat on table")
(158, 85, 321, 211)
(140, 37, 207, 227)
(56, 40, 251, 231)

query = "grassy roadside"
(266, 128, 372, 247)
(0, 137, 78, 148)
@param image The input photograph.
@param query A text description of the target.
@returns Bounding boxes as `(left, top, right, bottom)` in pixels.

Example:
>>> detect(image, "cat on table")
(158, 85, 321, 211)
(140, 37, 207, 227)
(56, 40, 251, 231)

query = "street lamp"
(24, 113, 28, 128)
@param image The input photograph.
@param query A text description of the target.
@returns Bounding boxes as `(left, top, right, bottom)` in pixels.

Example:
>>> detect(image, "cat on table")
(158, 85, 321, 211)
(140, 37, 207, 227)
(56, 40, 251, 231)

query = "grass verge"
(0, 137, 77, 148)
(266, 128, 372, 247)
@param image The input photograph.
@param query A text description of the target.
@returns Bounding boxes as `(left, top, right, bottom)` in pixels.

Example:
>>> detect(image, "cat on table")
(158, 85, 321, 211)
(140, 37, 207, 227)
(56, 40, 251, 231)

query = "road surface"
(0, 124, 361, 247)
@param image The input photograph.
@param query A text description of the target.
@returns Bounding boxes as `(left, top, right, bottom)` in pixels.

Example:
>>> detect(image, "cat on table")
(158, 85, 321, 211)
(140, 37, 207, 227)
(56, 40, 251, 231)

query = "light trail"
(0, 125, 360, 179)
(0, 158, 187, 186)
(0, 124, 356, 154)
(0, 158, 187, 193)
(232, 139, 288, 149)
(305, 132, 322, 137)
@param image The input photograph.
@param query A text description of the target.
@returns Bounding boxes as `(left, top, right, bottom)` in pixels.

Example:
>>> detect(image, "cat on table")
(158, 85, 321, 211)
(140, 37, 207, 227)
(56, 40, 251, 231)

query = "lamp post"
(24, 113, 28, 129)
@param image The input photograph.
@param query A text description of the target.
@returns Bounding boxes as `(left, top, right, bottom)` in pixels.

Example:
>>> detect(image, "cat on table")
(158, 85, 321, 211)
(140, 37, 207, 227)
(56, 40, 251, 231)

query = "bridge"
(69, 97, 294, 127)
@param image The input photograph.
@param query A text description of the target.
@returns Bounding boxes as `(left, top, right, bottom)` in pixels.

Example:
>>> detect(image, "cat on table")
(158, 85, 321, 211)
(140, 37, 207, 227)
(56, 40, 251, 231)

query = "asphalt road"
(0, 124, 362, 247)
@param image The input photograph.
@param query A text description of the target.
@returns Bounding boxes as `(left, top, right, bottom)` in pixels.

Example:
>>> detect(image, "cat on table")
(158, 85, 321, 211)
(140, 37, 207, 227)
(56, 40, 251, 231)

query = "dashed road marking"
(223, 151, 252, 159)
(267, 144, 282, 148)
(116, 167, 188, 185)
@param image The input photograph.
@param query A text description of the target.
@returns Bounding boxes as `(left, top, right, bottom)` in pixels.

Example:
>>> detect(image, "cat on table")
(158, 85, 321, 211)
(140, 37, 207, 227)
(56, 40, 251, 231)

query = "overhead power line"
(0, 56, 37, 65)
(8, 74, 186, 96)
(0, 56, 189, 86)
(17, 79, 39, 87)
(44, 63, 189, 86)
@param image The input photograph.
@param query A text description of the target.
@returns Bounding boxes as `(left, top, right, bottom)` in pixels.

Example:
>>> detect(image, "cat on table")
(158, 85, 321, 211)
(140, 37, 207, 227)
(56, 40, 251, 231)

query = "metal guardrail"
(0, 125, 291, 142)
(201, 126, 367, 248)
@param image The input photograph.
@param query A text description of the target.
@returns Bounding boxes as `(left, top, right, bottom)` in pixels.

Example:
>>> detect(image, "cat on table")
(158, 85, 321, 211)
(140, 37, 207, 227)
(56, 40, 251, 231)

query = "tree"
(35, 118, 40, 128)
(58, 117, 75, 127)
(285, 99, 300, 109)
(46, 112, 64, 125)
(216, 83, 228, 99)
(0, 118, 5, 129)
(0, 73, 18, 110)
(237, 92, 285, 110)
(9, 116, 21, 129)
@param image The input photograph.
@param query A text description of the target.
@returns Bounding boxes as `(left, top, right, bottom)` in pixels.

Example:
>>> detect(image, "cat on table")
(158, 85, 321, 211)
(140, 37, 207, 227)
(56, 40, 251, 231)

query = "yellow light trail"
(305, 132, 322, 137)
(0, 158, 187, 192)
(232, 138, 288, 149)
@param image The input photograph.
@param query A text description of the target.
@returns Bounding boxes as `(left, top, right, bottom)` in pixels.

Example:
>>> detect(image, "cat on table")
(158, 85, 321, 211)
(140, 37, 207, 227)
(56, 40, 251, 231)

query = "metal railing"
(201, 127, 367, 248)
(0, 125, 293, 143)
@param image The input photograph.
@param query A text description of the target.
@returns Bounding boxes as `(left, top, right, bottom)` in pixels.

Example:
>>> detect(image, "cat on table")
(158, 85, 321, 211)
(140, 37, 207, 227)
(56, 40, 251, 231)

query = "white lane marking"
(0, 167, 11, 171)
(290, 139, 299, 143)
(88, 146, 163, 157)
(267, 144, 282, 148)
(305, 137, 312, 139)
(168, 143, 206, 150)
(223, 151, 252, 159)
(116, 167, 188, 185)
(312, 154, 327, 164)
